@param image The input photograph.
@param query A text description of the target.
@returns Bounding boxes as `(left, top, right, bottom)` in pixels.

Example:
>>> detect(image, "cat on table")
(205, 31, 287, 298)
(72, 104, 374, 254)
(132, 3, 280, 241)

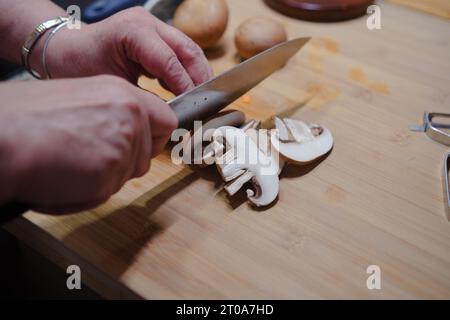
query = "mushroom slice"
(217, 149, 245, 182)
(241, 119, 261, 132)
(247, 127, 286, 175)
(224, 170, 255, 196)
(212, 126, 280, 207)
(271, 118, 333, 164)
(183, 110, 245, 165)
(283, 118, 315, 143)
(273, 117, 295, 142)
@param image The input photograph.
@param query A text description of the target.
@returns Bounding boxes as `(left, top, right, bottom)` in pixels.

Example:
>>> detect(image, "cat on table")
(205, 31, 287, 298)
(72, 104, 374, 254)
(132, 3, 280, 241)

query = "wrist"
(26, 17, 71, 78)
(0, 4, 62, 63)
(27, 27, 50, 77)
(36, 22, 90, 79)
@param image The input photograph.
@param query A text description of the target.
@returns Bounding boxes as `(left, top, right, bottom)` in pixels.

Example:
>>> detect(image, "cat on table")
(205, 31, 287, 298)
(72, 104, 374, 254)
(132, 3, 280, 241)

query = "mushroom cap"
(173, 0, 229, 49)
(213, 126, 280, 207)
(235, 16, 287, 59)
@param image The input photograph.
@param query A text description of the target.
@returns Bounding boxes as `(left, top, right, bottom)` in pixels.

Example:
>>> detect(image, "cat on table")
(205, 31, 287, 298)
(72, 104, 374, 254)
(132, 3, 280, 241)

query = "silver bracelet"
(42, 21, 69, 79)
(21, 17, 69, 79)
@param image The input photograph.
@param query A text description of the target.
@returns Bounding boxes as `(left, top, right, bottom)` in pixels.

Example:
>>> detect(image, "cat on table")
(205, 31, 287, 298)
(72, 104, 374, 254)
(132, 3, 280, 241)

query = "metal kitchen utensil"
(409, 112, 450, 146)
(143, 0, 182, 22)
(444, 153, 450, 221)
(168, 37, 310, 130)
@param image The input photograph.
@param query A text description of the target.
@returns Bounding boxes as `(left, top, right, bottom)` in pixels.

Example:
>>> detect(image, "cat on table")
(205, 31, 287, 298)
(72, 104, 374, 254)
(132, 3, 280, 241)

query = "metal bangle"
(21, 16, 69, 79)
(42, 21, 69, 80)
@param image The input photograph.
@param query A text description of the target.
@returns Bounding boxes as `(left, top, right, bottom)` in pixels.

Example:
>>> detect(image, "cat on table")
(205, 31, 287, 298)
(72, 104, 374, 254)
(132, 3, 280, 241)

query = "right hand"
(0, 75, 178, 214)
(35, 7, 213, 95)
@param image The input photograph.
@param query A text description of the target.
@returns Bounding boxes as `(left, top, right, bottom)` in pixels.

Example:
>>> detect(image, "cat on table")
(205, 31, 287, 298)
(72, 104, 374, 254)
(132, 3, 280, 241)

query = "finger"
(121, 97, 152, 178)
(156, 21, 213, 85)
(158, 79, 171, 92)
(121, 107, 141, 182)
(135, 89, 179, 158)
(133, 105, 152, 177)
(151, 136, 172, 159)
(125, 32, 195, 95)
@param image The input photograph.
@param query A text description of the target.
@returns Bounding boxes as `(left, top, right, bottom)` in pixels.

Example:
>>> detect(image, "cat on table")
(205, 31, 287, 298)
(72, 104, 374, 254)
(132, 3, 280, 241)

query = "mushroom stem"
(224, 170, 255, 196)
(189, 117, 333, 208)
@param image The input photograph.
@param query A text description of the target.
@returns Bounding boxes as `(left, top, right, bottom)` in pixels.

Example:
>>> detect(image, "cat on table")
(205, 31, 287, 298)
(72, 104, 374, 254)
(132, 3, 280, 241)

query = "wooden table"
(4, 0, 450, 299)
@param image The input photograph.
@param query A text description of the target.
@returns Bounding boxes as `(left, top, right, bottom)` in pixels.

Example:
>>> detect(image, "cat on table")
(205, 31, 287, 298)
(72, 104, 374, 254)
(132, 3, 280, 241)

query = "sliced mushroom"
(246, 127, 285, 175)
(216, 149, 245, 182)
(224, 170, 255, 196)
(212, 126, 280, 207)
(182, 116, 333, 208)
(271, 117, 333, 164)
(183, 110, 246, 165)
(203, 118, 260, 164)
(273, 117, 294, 142)
(241, 119, 261, 132)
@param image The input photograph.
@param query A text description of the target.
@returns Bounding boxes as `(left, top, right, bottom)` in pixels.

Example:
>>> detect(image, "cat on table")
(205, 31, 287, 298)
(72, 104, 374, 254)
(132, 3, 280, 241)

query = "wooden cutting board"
(4, 0, 450, 299)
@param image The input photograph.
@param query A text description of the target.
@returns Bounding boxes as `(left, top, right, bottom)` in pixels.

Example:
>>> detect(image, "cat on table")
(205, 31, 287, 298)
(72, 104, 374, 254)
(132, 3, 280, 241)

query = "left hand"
(39, 7, 213, 95)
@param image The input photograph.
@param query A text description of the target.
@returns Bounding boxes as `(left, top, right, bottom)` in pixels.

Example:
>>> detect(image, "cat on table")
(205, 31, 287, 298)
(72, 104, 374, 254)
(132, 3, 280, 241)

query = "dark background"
(0, 0, 101, 300)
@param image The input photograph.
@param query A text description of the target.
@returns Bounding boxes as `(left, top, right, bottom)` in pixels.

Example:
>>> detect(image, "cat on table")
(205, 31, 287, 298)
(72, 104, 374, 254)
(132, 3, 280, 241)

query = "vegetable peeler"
(444, 152, 450, 221)
(409, 112, 450, 146)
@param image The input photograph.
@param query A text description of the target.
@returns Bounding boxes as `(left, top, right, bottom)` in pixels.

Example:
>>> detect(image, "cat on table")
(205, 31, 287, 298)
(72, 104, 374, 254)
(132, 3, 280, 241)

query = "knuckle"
(117, 6, 150, 24)
(87, 147, 125, 180)
(99, 75, 131, 93)
(127, 6, 150, 17)
(118, 103, 145, 133)
(106, 86, 141, 114)
(120, 100, 142, 117)
(164, 54, 183, 76)
(185, 39, 202, 59)
(100, 150, 123, 173)
(120, 123, 137, 142)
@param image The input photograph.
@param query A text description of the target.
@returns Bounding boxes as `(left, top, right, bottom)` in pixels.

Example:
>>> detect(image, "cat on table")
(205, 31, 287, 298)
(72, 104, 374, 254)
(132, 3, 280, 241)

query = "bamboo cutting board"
(4, 0, 450, 299)
(389, 0, 450, 19)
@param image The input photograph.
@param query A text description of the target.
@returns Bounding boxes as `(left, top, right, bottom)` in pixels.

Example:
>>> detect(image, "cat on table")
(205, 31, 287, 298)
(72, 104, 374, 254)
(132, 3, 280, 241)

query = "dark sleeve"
(0, 203, 28, 225)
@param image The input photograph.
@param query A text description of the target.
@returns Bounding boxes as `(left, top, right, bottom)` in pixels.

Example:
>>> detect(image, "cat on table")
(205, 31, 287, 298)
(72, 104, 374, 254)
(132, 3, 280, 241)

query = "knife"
(0, 38, 309, 225)
(168, 37, 311, 130)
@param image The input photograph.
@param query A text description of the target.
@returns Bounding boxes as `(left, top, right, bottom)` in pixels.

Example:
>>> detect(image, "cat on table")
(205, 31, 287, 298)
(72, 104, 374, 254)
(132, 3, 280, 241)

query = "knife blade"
(168, 37, 310, 130)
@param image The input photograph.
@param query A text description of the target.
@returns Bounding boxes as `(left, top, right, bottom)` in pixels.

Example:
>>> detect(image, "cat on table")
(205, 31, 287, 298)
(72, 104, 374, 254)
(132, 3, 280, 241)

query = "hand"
(0, 76, 178, 213)
(40, 7, 213, 95)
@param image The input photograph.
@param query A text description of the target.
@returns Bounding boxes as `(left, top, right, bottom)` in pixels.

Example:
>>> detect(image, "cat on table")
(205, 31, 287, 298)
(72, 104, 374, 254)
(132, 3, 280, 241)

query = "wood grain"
(4, 0, 450, 299)
(388, 0, 450, 19)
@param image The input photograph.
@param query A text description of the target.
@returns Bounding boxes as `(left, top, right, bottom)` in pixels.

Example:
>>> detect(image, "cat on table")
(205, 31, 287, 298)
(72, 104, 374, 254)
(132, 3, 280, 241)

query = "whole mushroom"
(235, 17, 288, 59)
(173, 0, 229, 49)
